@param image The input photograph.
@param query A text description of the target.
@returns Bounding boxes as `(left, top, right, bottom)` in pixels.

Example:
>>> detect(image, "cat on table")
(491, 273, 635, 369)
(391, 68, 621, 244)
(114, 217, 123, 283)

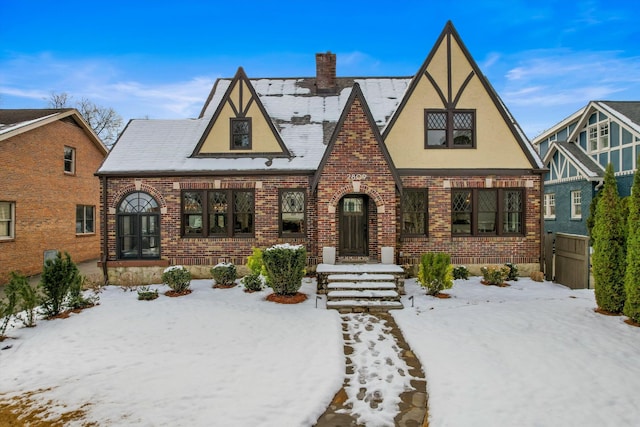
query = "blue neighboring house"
(532, 101, 640, 236)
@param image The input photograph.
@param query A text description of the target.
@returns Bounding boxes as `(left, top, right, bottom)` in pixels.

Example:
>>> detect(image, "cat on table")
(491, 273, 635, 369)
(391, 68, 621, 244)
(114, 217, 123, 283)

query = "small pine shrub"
(40, 252, 82, 318)
(417, 253, 454, 296)
(67, 276, 99, 310)
(211, 263, 237, 287)
(10, 272, 39, 327)
(137, 286, 159, 301)
(162, 265, 191, 292)
(452, 265, 469, 280)
(1, 275, 21, 339)
(480, 265, 510, 286)
(262, 244, 307, 296)
(505, 263, 519, 281)
(241, 272, 263, 292)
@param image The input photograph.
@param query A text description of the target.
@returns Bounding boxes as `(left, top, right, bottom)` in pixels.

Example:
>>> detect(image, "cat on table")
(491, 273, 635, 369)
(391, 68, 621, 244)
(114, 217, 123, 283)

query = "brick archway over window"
(110, 183, 167, 212)
(328, 183, 386, 213)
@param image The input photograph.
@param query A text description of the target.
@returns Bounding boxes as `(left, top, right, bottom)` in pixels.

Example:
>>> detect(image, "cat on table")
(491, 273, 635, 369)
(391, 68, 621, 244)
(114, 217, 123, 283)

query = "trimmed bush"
(241, 272, 264, 292)
(137, 286, 159, 301)
(530, 271, 544, 282)
(40, 252, 82, 318)
(161, 265, 191, 292)
(262, 244, 306, 296)
(505, 263, 519, 281)
(480, 265, 510, 286)
(452, 265, 469, 280)
(592, 163, 626, 313)
(211, 263, 237, 287)
(417, 253, 453, 296)
(624, 159, 640, 323)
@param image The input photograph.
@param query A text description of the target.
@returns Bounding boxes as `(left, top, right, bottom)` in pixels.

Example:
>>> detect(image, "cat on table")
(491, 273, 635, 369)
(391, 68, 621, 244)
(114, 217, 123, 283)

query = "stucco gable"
(383, 21, 542, 171)
(192, 67, 291, 158)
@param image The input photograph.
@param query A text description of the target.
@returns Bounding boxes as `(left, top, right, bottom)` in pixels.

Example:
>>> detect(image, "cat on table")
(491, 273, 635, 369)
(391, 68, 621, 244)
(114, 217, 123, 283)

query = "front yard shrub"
(592, 163, 626, 313)
(1, 276, 20, 339)
(10, 272, 39, 327)
(161, 265, 191, 292)
(40, 252, 82, 318)
(241, 272, 264, 292)
(211, 263, 237, 287)
(247, 247, 264, 275)
(137, 286, 159, 301)
(624, 160, 640, 323)
(452, 265, 469, 280)
(262, 244, 306, 296)
(505, 263, 519, 281)
(68, 276, 99, 310)
(530, 271, 545, 282)
(418, 252, 454, 296)
(480, 265, 510, 286)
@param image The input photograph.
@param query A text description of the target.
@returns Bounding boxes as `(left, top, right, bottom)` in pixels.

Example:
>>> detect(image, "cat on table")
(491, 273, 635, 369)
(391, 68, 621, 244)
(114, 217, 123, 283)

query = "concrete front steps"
(316, 264, 405, 313)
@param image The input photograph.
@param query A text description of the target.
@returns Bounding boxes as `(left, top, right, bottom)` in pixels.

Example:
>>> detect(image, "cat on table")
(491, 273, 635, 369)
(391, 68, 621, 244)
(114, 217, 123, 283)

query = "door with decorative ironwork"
(339, 196, 368, 256)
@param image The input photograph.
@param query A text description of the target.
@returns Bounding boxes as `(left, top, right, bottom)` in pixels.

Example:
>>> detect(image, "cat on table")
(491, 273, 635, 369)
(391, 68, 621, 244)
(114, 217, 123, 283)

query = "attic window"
(231, 118, 251, 150)
(425, 109, 475, 148)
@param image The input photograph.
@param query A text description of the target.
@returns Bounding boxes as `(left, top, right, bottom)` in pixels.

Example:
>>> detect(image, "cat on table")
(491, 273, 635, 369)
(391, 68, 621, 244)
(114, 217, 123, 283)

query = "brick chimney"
(316, 52, 337, 94)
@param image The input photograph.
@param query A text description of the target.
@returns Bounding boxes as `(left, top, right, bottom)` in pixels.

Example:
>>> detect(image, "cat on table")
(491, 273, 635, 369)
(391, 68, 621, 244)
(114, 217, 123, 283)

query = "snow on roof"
(99, 78, 411, 174)
(0, 112, 59, 136)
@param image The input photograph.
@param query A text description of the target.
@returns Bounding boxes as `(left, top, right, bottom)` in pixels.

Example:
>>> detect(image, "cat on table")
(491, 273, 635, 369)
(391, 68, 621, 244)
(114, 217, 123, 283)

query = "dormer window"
(231, 118, 251, 149)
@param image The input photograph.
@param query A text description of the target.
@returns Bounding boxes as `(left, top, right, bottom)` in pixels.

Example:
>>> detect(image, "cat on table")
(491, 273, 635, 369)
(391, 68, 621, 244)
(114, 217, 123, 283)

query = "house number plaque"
(346, 173, 367, 180)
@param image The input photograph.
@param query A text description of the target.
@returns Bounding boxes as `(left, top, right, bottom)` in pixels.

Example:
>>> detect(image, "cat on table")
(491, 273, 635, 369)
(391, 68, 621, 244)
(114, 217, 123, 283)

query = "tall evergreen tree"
(592, 164, 626, 313)
(624, 160, 640, 322)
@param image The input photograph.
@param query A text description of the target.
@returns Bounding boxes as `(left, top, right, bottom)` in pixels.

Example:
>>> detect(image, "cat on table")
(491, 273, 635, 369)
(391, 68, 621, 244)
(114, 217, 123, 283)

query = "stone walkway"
(314, 313, 429, 427)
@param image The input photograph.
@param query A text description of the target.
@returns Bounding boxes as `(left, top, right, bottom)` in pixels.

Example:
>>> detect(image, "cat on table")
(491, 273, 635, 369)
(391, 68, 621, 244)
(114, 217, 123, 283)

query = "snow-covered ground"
(395, 277, 640, 427)
(1, 276, 639, 426)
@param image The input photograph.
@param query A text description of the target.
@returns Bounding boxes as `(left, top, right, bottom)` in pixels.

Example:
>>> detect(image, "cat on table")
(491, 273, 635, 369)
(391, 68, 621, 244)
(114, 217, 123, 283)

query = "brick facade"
(0, 118, 105, 284)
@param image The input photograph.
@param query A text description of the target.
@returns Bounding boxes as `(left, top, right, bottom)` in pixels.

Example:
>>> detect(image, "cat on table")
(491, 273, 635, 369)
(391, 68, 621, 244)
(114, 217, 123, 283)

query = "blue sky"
(1, 0, 639, 139)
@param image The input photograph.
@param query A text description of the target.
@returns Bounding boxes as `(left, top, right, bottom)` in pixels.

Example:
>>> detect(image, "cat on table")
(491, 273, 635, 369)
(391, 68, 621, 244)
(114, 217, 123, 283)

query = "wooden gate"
(544, 233, 591, 289)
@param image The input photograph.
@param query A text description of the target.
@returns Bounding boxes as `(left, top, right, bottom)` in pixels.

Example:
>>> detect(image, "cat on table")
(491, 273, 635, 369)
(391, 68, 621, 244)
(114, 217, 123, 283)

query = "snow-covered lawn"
(1, 275, 639, 426)
(396, 277, 640, 427)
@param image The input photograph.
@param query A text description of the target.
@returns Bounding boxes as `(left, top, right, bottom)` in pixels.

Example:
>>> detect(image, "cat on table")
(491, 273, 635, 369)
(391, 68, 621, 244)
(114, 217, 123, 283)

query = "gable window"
(401, 189, 428, 236)
(280, 190, 306, 236)
(452, 188, 524, 236)
(571, 190, 582, 219)
(588, 121, 609, 152)
(0, 201, 15, 240)
(231, 118, 251, 149)
(182, 190, 254, 237)
(544, 193, 556, 219)
(76, 205, 95, 234)
(64, 146, 76, 174)
(425, 109, 475, 148)
(116, 192, 160, 259)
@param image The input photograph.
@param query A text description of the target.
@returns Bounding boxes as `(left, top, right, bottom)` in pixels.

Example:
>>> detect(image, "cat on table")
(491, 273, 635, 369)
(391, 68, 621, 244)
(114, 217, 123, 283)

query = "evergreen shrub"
(40, 252, 82, 318)
(417, 253, 454, 296)
(241, 273, 263, 292)
(505, 263, 519, 281)
(162, 265, 192, 292)
(592, 163, 626, 313)
(137, 286, 159, 301)
(452, 265, 469, 280)
(480, 265, 510, 286)
(211, 263, 237, 286)
(262, 244, 306, 296)
(624, 159, 640, 322)
(10, 272, 39, 327)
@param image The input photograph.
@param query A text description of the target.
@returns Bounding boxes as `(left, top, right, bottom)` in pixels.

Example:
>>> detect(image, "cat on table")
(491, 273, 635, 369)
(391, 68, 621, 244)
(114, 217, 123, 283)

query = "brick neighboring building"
(97, 21, 545, 283)
(0, 109, 108, 284)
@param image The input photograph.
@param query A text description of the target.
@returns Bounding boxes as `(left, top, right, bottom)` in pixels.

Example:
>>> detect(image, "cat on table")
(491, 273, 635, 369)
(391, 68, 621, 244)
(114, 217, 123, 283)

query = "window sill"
(0, 237, 15, 243)
(76, 233, 96, 237)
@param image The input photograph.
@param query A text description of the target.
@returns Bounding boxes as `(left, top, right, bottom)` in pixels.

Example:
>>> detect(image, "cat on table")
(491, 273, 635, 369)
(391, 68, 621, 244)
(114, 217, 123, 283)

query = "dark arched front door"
(339, 195, 368, 256)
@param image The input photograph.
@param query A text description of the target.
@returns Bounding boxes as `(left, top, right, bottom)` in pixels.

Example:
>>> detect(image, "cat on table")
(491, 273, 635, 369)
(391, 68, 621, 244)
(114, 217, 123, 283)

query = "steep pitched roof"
(543, 140, 604, 181)
(0, 108, 108, 155)
(311, 83, 402, 192)
(567, 101, 640, 142)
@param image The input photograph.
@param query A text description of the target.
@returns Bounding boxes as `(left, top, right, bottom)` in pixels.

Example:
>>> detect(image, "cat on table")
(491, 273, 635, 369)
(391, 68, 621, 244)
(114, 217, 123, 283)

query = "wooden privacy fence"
(544, 232, 591, 289)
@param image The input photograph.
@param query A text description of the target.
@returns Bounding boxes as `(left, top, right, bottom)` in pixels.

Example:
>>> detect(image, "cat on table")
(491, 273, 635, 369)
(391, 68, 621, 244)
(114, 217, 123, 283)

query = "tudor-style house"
(97, 21, 545, 284)
(0, 109, 108, 284)
(532, 101, 640, 236)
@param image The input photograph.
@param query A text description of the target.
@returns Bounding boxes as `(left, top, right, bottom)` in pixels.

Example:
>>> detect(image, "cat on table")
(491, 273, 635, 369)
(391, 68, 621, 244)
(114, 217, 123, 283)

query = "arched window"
(116, 192, 160, 259)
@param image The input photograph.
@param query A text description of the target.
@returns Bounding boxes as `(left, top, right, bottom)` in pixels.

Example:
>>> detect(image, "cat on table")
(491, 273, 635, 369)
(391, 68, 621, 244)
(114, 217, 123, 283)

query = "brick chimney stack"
(316, 52, 337, 94)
